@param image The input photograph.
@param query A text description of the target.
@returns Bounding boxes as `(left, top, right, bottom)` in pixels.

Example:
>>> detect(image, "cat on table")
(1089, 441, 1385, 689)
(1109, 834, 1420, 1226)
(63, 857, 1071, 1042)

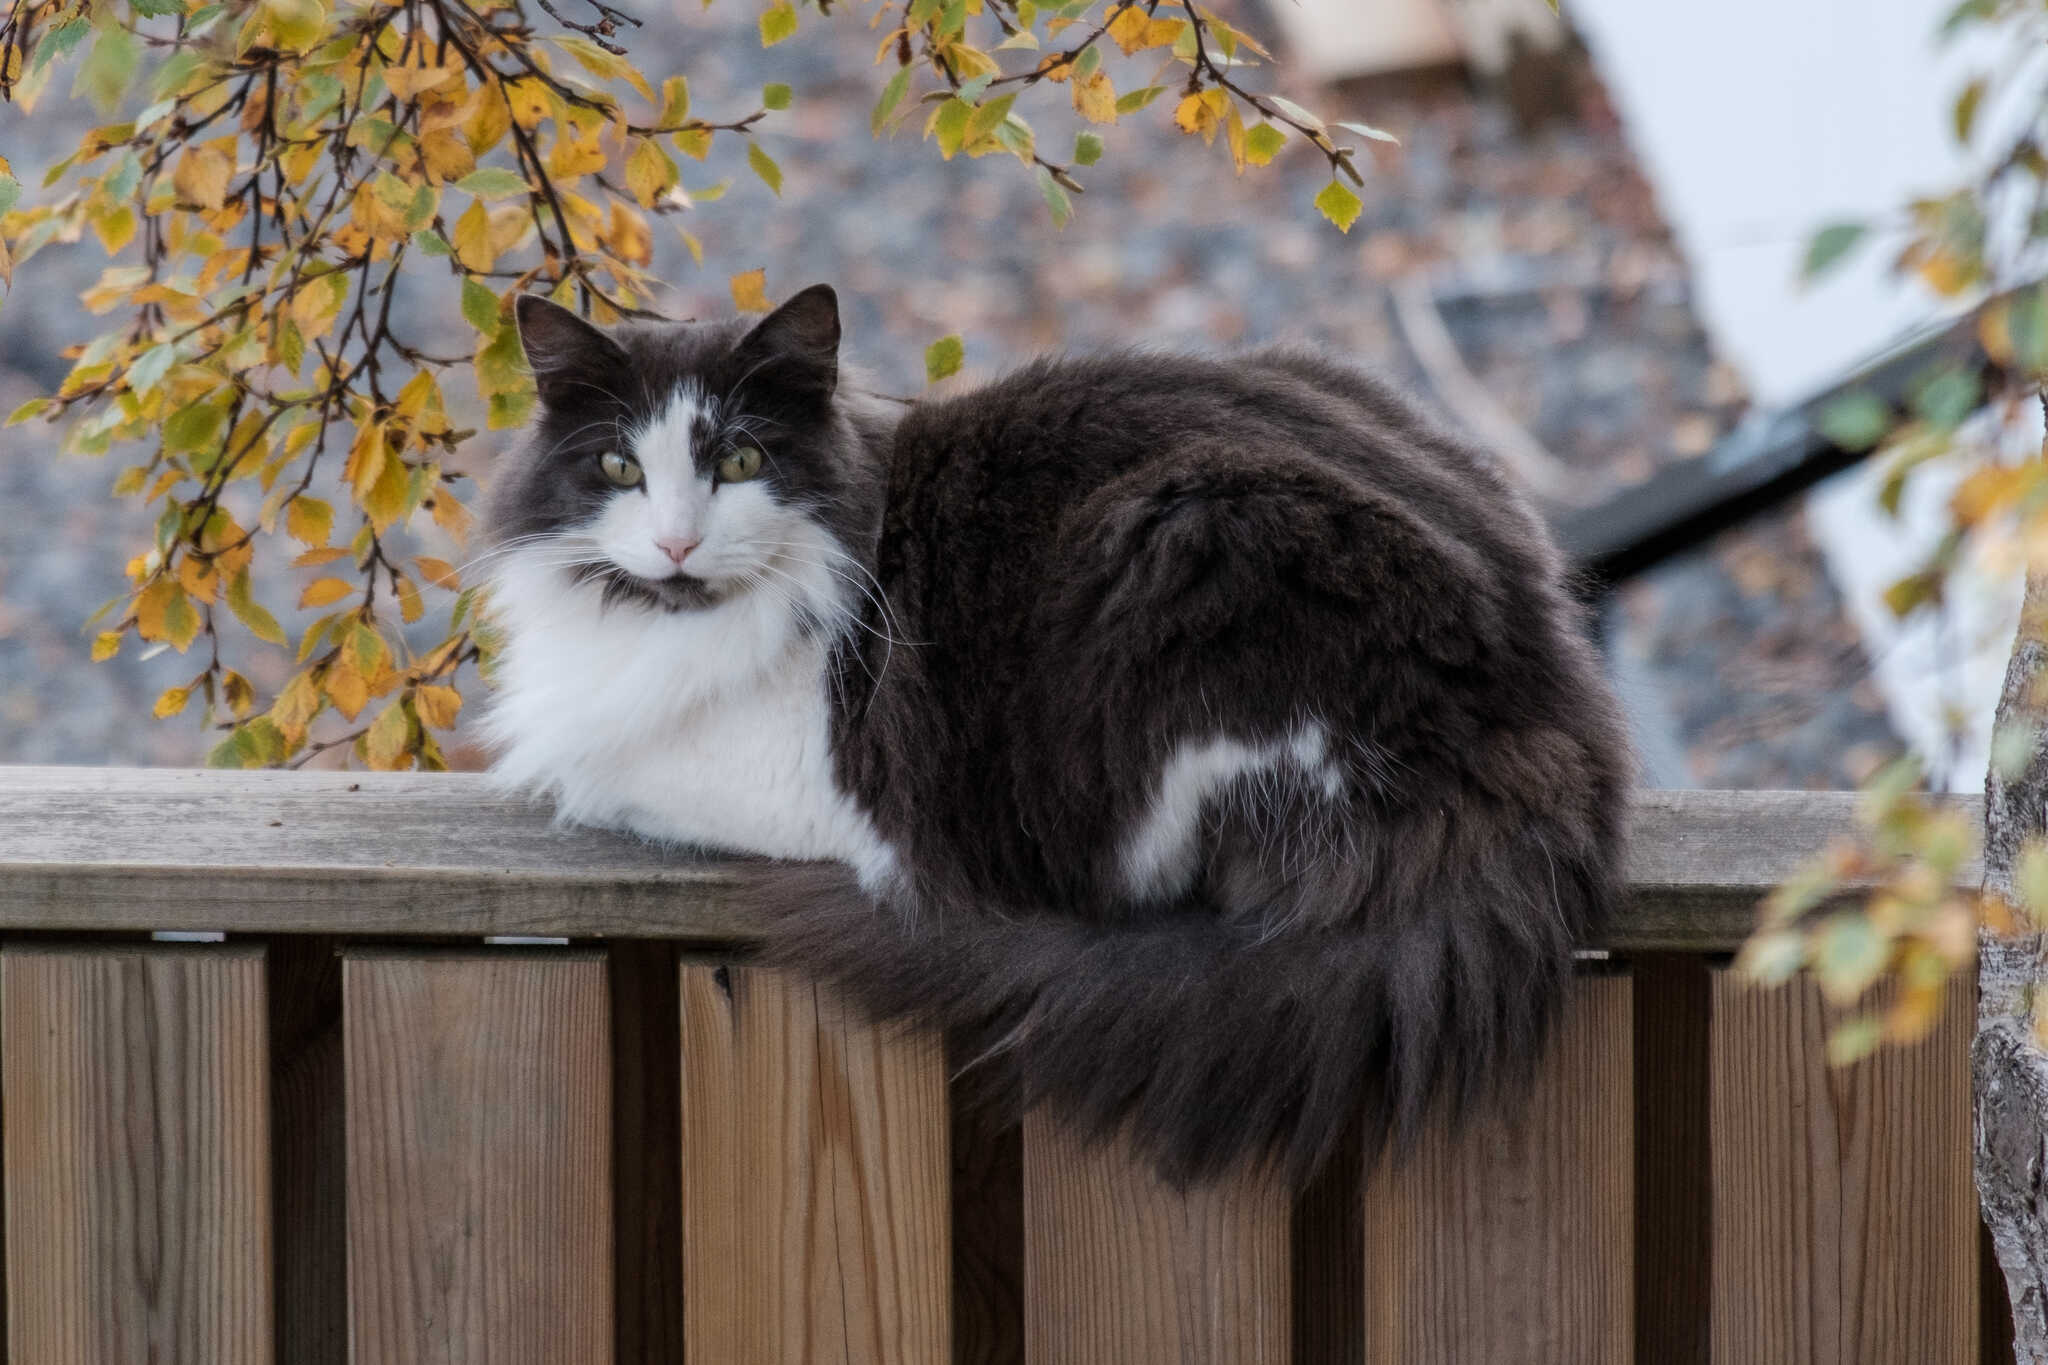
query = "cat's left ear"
(734, 284, 840, 401)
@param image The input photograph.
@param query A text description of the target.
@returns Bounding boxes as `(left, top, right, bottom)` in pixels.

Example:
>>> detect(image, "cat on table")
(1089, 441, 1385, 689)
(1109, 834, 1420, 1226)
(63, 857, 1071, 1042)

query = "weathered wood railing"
(0, 769, 2006, 1362)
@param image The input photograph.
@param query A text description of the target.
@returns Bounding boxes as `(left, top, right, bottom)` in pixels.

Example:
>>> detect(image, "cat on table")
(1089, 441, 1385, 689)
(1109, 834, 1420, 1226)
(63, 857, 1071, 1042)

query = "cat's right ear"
(515, 294, 628, 409)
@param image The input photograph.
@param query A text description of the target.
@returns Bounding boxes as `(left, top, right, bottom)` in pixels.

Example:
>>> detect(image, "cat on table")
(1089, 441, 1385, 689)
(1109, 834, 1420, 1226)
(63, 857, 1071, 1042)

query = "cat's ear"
(733, 284, 840, 401)
(515, 294, 628, 408)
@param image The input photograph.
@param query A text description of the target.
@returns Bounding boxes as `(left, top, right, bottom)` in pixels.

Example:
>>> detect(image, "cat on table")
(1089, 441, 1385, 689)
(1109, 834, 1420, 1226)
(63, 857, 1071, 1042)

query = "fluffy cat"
(481, 284, 1630, 1184)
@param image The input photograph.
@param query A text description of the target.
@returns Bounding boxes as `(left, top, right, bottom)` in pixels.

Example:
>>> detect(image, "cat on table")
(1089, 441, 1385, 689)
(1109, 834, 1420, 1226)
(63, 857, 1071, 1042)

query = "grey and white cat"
(480, 285, 1629, 1184)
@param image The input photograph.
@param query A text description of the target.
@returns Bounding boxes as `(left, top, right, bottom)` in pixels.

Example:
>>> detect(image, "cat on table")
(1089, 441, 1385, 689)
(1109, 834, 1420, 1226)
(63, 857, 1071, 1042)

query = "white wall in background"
(1566, 0, 1983, 407)
(1568, 0, 2026, 786)
(1263, 0, 1562, 80)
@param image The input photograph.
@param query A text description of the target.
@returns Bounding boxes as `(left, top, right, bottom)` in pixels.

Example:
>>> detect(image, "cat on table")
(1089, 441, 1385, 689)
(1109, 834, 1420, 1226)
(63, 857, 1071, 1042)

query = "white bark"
(1977, 570, 2048, 1361)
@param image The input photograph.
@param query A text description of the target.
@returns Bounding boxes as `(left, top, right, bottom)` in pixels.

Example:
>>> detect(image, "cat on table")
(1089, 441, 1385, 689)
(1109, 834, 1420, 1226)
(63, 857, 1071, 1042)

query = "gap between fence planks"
(0, 767, 1977, 949)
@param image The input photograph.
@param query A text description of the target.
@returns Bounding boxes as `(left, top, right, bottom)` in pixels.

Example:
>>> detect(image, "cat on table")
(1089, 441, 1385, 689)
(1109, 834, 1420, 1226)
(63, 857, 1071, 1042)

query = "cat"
(480, 284, 1630, 1185)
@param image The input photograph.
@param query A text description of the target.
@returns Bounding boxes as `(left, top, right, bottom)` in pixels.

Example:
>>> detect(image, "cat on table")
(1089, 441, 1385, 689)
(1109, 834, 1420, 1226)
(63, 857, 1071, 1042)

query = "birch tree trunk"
(1977, 569, 2048, 1361)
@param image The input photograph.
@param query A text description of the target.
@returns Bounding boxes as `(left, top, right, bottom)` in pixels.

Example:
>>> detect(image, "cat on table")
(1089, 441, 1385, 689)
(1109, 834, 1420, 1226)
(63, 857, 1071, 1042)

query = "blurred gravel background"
(0, 0, 1900, 784)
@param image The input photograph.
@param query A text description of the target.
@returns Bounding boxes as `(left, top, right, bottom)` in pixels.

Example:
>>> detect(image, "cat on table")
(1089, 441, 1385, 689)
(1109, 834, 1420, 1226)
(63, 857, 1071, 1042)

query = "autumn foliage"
(0, 0, 1349, 771)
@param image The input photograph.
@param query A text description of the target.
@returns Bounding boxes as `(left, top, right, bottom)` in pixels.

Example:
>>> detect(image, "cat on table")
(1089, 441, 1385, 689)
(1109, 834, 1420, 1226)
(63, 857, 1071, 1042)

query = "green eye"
(598, 451, 642, 488)
(717, 446, 764, 484)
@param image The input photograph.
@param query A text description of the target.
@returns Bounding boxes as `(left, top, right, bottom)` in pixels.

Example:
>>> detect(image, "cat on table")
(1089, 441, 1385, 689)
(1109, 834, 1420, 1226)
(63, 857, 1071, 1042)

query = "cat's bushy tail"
(748, 837, 1605, 1187)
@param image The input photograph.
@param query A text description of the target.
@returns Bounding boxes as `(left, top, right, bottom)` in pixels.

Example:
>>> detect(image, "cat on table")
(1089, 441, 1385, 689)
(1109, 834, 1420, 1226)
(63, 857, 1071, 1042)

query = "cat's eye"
(717, 446, 764, 484)
(598, 451, 643, 488)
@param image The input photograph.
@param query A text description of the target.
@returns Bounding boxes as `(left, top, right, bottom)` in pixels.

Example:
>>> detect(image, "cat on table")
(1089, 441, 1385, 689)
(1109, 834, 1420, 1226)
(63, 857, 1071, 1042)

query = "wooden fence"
(0, 767, 2011, 1363)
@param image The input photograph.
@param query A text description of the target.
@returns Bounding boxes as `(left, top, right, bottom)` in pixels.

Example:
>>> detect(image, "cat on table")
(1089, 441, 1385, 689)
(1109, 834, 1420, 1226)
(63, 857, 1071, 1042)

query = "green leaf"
(924, 334, 964, 382)
(2019, 843, 2048, 916)
(461, 278, 501, 333)
(1073, 131, 1104, 166)
(1314, 179, 1363, 233)
(1826, 1014, 1883, 1067)
(872, 67, 911, 134)
(127, 342, 176, 396)
(747, 142, 783, 196)
(30, 17, 88, 76)
(759, 2, 799, 45)
(1812, 912, 1887, 1005)
(1816, 391, 1891, 452)
(962, 93, 1017, 147)
(1803, 222, 1867, 280)
(454, 168, 530, 200)
(0, 174, 19, 216)
(1911, 364, 1980, 430)
(1243, 122, 1286, 166)
(6, 397, 49, 425)
(1954, 78, 1985, 145)
(227, 570, 284, 644)
(412, 228, 452, 257)
(762, 82, 792, 110)
(130, 0, 186, 15)
(1114, 85, 1166, 115)
(932, 97, 972, 159)
(1035, 166, 1072, 228)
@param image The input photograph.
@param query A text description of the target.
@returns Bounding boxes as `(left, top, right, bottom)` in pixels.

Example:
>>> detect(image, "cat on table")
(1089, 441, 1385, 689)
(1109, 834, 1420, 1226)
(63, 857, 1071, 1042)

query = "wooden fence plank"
(1363, 974, 1634, 1364)
(1022, 1117, 1289, 1364)
(680, 965, 950, 1365)
(1709, 970, 1976, 1364)
(344, 951, 612, 1365)
(2, 944, 271, 1364)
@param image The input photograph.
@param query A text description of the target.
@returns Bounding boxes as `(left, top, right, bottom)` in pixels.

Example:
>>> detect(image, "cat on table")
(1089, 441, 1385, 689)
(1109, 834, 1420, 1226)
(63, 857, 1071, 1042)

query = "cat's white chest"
(481, 561, 899, 888)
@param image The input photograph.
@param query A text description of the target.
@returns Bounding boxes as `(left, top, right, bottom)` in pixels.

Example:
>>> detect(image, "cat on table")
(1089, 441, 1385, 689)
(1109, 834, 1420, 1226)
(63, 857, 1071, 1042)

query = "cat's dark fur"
(487, 285, 1630, 1185)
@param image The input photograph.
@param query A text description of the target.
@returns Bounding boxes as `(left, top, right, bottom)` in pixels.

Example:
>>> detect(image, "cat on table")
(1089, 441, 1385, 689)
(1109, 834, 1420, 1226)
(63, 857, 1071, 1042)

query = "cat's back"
(878, 347, 1557, 613)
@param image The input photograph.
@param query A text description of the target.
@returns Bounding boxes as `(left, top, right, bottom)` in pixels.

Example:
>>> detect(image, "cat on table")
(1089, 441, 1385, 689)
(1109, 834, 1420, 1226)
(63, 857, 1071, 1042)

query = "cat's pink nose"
(655, 535, 700, 567)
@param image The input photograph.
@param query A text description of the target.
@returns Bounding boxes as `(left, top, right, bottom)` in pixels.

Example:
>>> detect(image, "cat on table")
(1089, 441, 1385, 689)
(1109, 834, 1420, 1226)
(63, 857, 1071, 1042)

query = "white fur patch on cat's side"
(481, 507, 900, 892)
(1120, 723, 1342, 902)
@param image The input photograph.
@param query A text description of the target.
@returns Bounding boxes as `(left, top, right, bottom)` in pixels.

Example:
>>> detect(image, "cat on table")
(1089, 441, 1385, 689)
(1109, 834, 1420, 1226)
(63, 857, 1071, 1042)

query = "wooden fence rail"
(0, 769, 2006, 1363)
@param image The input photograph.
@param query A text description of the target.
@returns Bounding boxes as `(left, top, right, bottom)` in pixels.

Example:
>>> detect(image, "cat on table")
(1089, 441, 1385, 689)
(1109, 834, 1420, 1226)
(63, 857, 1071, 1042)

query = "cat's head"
(482, 284, 875, 617)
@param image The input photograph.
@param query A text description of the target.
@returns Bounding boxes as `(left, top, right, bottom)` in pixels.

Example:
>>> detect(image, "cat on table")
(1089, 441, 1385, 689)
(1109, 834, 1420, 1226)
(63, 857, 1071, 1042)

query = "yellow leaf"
(222, 670, 255, 718)
(154, 685, 191, 719)
(505, 79, 552, 129)
(730, 268, 772, 313)
(136, 578, 202, 652)
(625, 138, 677, 209)
(396, 575, 424, 623)
(292, 547, 350, 568)
(465, 87, 512, 156)
(173, 143, 233, 211)
(1225, 104, 1246, 173)
(299, 577, 355, 609)
(415, 683, 463, 729)
(287, 496, 333, 546)
(322, 657, 369, 719)
(451, 198, 495, 272)
(1072, 70, 1117, 125)
(414, 556, 460, 588)
(418, 128, 476, 184)
(178, 554, 219, 605)
(364, 700, 412, 767)
(90, 630, 121, 661)
(1173, 89, 1229, 143)
(1107, 9, 1184, 53)
(546, 127, 606, 180)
